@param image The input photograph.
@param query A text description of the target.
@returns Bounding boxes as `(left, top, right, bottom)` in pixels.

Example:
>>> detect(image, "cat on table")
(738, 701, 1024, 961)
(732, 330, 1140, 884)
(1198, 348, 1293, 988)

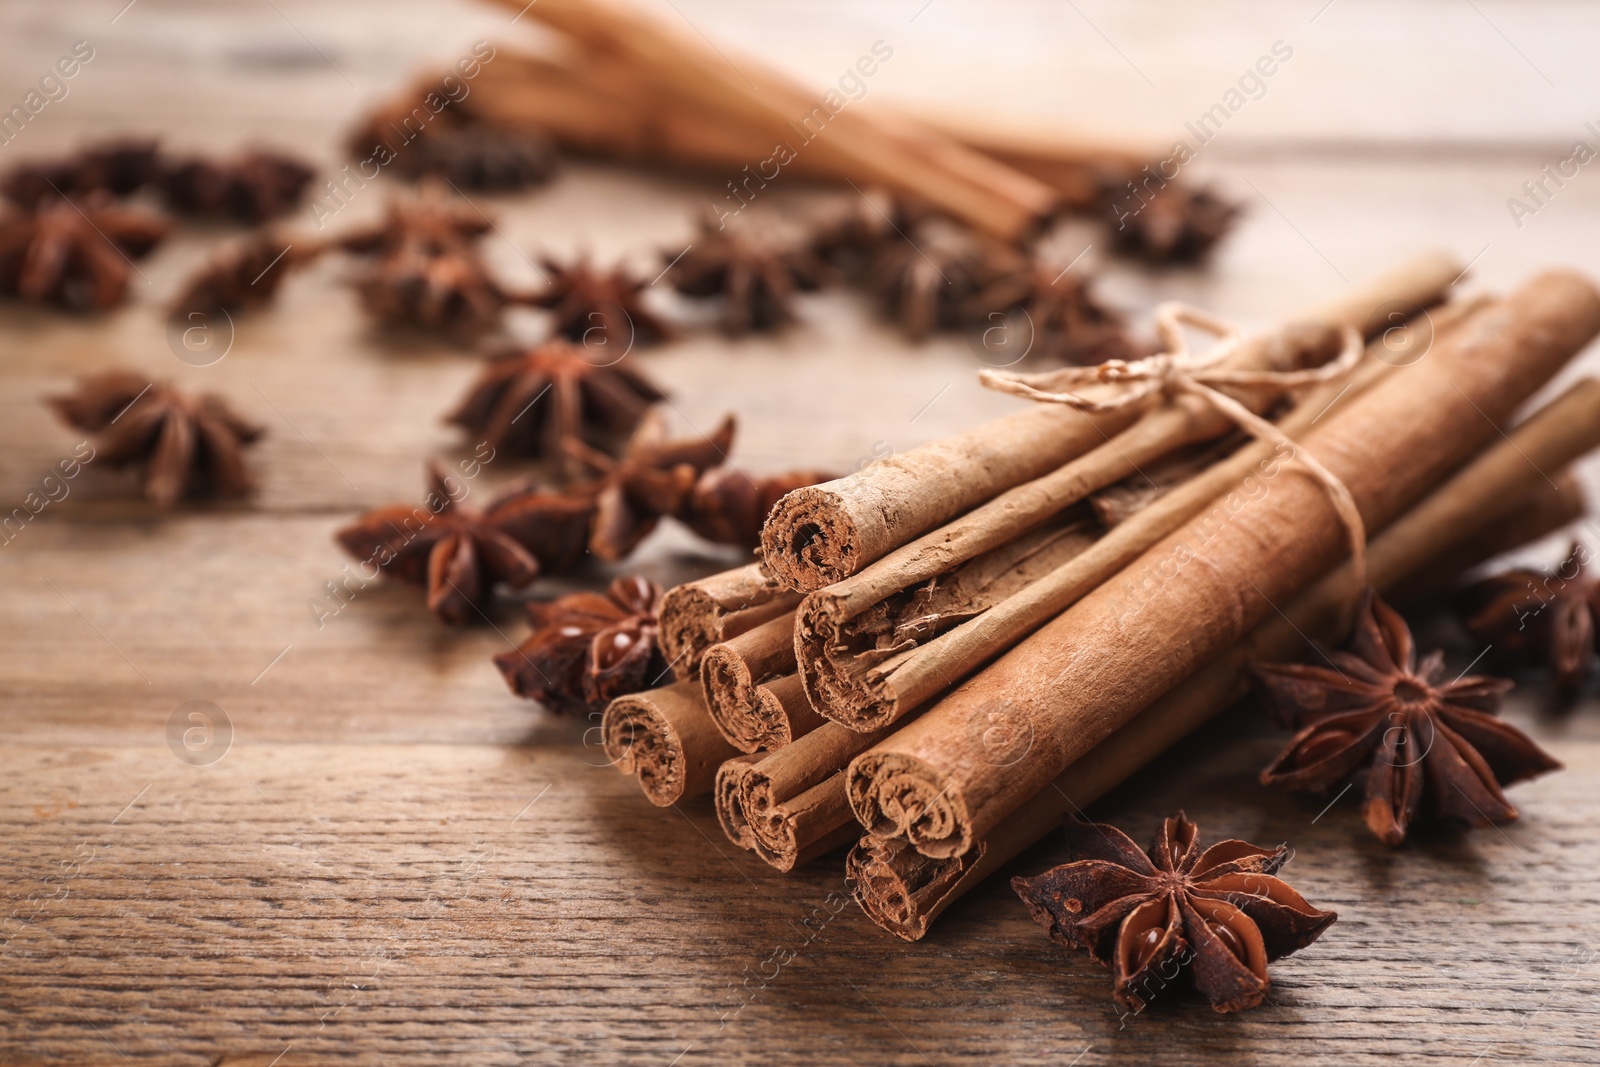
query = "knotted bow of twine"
(979, 303, 1370, 583)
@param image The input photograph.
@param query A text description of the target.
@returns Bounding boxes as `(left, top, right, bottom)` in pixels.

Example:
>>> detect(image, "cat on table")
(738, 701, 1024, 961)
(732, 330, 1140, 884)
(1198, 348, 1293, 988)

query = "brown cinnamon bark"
(700, 612, 826, 752)
(601, 680, 739, 806)
(850, 376, 1600, 937)
(657, 563, 799, 681)
(714, 753, 765, 850)
(848, 272, 1600, 860)
(763, 252, 1463, 593)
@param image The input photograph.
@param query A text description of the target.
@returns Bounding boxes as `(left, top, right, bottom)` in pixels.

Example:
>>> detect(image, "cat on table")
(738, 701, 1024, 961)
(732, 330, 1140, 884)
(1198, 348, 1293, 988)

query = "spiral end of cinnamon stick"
(846, 836, 982, 942)
(760, 486, 862, 592)
(795, 591, 902, 732)
(847, 751, 972, 859)
(740, 768, 799, 871)
(714, 754, 763, 850)
(701, 645, 782, 753)
(601, 689, 688, 807)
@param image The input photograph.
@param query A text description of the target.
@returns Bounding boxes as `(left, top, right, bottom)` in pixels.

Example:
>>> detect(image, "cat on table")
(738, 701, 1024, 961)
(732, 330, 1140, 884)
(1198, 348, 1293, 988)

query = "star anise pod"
(493, 575, 668, 714)
(677, 466, 835, 550)
(807, 186, 903, 276)
(334, 463, 594, 625)
(400, 127, 558, 191)
(1253, 588, 1560, 845)
(1105, 182, 1240, 265)
(2, 138, 162, 208)
(665, 214, 830, 335)
(964, 260, 1143, 365)
(47, 370, 263, 506)
(340, 187, 505, 334)
(530, 254, 674, 353)
(863, 214, 1012, 341)
(569, 410, 734, 562)
(158, 149, 315, 223)
(1013, 813, 1335, 1014)
(445, 340, 666, 464)
(0, 195, 169, 311)
(168, 232, 326, 320)
(1457, 542, 1600, 700)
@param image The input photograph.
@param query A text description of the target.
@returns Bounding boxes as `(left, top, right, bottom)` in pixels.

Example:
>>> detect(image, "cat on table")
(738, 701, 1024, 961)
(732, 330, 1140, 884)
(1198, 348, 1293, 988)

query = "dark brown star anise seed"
(665, 214, 831, 335)
(864, 214, 1014, 341)
(444, 339, 666, 465)
(2, 138, 162, 208)
(159, 149, 315, 223)
(47, 370, 263, 506)
(493, 575, 669, 715)
(530, 254, 674, 353)
(963, 260, 1143, 365)
(0, 195, 169, 312)
(676, 466, 836, 550)
(334, 462, 593, 625)
(1104, 181, 1240, 265)
(1253, 588, 1560, 845)
(1013, 813, 1335, 1013)
(169, 232, 326, 320)
(1457, 541, 1600, 700)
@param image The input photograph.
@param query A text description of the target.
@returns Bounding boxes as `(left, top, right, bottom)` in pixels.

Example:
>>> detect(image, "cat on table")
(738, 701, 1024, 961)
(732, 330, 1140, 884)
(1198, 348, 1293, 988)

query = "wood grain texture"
(3, 1, 1600, 1063)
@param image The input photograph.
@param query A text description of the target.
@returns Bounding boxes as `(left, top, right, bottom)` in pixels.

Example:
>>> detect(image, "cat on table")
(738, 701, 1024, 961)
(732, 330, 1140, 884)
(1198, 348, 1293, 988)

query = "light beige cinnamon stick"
(849, 271, 1600, 860)
(602, 680, 739, 806)
(483, 0, 1057, 242)
(658, 563, 799, 681)
(701, 612, 827, 752)
(763, 251, 1463, 593)
(850, 377, 1600, 938)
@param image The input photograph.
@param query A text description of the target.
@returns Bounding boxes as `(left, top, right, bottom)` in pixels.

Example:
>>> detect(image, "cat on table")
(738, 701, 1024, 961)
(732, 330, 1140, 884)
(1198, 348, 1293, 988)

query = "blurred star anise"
(1105, 182, 1240, 265)
(159, 149, 315, 223)
(169, 232, 325, 319)
(335, 463, 592, 625)
(1253, 588, 1560, 845)
(569, 410, 734, 561)
(677, 466, 835, 550)
(0, 196, 169, 311)
(398, 126, 558, 191)
(864, 214, 1010, 341)
(665, 214, 830, 335)
(1457, 542, 1600, 700)
(48, 370, 264, 506)
(444, 340, 666, 464)
(1012, 813, 1335, 1014)
(964, 260, 1142, 365)
(532, 254, 673, 353)
(807, 187, 902, 277)
(2, 138, 162, 208)
(493, 575, 668, 715)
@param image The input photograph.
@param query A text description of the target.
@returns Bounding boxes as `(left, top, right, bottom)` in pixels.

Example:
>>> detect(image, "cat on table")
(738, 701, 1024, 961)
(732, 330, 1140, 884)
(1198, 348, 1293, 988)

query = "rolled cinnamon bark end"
(847, 752, 972, 859)
(658, 563, 799, 680)
(759, 404, 1141, 593)
(601, 680, 738, 807)
(699, 611, 823, 752)
(847, 837, 987, 942)
(745, 773, 859, 872)
(714, 753, 764, 850)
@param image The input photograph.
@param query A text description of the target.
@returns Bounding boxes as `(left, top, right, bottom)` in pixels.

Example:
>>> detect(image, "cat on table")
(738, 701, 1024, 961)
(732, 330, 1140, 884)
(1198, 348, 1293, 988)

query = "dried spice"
(807, 187, 902, 275)
(444, 340, 665, 463)
(1253, 588, 1560, 845)
(532, 254, 674, 353)
(169, 233, 324, 319)
(864, 214, 1009, 341)
(569, 410, 734, 561)
(1, 138, 162, 208)
(964, 261, 1142, 365)
(48, 370, 263, 506)
(493, 575, 669, 714)
(665, 215, 830, 335)
(395, 125, 558, 191)
(335, 463, 594, 625)
(159, 149, 315, 223)
(1012, 813, 1334, 1014)
(340, 188, 505, 334)
(678, 466, 835, 550)
(1457, 542, 1600, 700)
(1105, 182, 1240, 265)
(0, 196, 169, 311)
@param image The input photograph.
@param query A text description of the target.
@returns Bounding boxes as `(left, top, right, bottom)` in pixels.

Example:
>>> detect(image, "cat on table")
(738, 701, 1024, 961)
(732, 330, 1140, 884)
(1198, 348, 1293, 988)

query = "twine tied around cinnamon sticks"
(979, 303, 1369, 586)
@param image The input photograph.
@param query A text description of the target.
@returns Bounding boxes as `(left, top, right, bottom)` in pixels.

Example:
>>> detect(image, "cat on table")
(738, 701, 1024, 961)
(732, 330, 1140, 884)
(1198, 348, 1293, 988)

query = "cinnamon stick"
(849, 271, 1600, 860)
(850, 376, 1600, 937)
(601, 680, 739, 806)
(762, 251, 1462, 593)
(657, 563, 799, 681)
(700, 612, 827, 752)
(714, 753, 765, 850)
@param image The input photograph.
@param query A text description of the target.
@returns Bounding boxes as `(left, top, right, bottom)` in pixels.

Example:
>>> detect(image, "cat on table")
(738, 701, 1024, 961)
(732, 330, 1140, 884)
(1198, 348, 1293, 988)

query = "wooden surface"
(5, 2, 1600, 1063)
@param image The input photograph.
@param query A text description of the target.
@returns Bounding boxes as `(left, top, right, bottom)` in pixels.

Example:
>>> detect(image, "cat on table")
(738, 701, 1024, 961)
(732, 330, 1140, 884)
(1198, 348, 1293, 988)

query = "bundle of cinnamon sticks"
(598, 251, 1600, 939)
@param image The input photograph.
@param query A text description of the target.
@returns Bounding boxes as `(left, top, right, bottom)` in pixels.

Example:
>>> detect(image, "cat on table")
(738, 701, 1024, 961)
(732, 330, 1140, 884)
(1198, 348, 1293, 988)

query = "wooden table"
(4, 2, 1600, 1063)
